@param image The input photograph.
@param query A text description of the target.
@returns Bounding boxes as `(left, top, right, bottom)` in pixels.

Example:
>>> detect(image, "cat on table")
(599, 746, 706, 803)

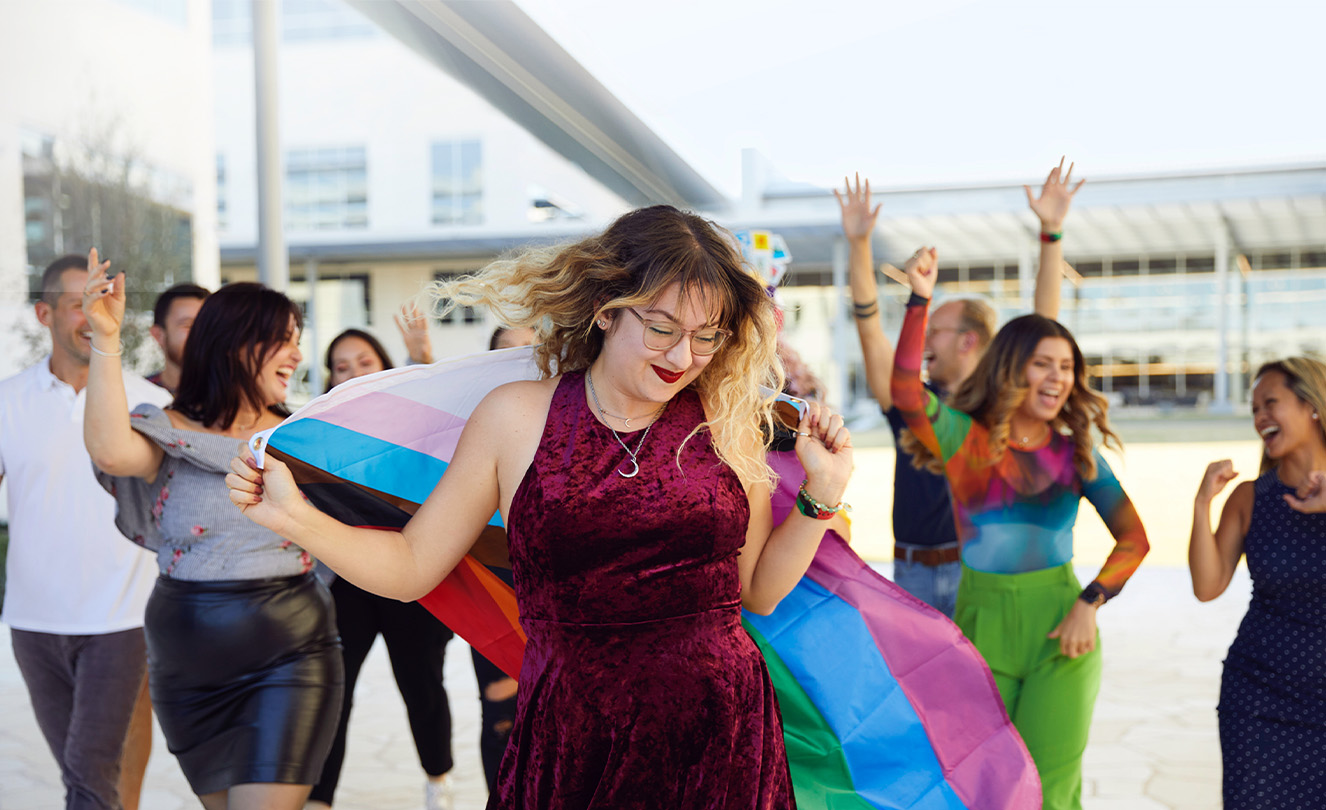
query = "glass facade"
(285, 146, 368, 230)
(852, 252, 1326, 409)
(431, 141, 483, 226)
(213, 0, 375, 46)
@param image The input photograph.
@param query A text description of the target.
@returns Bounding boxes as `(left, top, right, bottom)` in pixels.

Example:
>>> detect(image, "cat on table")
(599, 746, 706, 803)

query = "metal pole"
(253, 0, 287, 290)
(831, 238, 849, 411)
(1212, 227, 1231, 413)
(305, 256, 320, 394)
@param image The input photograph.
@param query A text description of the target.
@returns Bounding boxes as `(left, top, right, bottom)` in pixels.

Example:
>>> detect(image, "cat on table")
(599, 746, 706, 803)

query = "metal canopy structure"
(740, 164, 1326, 271)
(342, 0, 724, 211)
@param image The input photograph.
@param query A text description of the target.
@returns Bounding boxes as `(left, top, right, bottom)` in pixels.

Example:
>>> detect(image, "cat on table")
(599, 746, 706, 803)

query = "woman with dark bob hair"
(81, 254, 343, 810)
(1190, 356, 1326, 808)
(892, 249, 1150, 810)
(227, 205, 855, 809)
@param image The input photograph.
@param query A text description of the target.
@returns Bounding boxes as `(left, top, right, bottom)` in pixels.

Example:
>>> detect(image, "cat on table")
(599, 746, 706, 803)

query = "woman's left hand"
(793, 401, 853, 509)
(1047, 599, 1098, 659)
(1024, 156, 1085, 232)
(81, 247, 126, 340)
(394, 300, 434, 365)
(1285, 470, 1326, 514)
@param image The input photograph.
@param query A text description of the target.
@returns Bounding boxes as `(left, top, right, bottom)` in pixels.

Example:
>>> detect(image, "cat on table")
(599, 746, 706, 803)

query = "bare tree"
(20, 124, 195, 374)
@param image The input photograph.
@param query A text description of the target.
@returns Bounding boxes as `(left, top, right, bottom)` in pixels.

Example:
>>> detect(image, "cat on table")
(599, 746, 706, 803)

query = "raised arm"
(81, 249, 164, 479)
(394, 300, 435, 365)
(227, 381, 533, 601)
(1025, 157, 1085, 319)
(833, 174, 894, 409)
(1189, 460, 1252, 600)
(738, 400, 853, 614)
(889, 248, 974, 464)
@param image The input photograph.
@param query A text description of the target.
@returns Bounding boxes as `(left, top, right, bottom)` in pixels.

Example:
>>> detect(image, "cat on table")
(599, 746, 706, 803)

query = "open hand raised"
(1024, 157, 1085, 231)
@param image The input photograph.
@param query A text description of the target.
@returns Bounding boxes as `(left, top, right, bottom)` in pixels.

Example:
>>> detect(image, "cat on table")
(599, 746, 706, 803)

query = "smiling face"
(36, 268, 92, 365)
(153, 296, 204, 367)
(1252, 370, 1320, 459)
(328, 335, 385, 388)
(924, 301, 970, 390)
(597, 281, 721, 410)
(1015, 336, 1075, 423)
(253, 315, 303, 406)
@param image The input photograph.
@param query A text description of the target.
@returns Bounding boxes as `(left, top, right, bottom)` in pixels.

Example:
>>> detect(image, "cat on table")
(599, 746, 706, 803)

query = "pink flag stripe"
(804, 539, 1040, 808)
(310, 390, 467, 463)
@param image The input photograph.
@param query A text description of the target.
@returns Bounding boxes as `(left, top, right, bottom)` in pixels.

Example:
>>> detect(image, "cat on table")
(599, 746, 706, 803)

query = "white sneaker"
(425, 774, 454, 810)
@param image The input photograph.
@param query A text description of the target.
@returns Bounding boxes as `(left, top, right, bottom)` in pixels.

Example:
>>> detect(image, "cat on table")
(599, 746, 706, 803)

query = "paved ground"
(0, 562, 1247, 810)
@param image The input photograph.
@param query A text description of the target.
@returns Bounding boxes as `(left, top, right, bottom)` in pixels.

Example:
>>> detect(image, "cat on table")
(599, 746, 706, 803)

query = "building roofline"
(343, 0, 727, 210)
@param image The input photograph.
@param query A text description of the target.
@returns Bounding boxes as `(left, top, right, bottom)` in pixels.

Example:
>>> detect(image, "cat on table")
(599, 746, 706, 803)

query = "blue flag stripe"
(744, 579, 968, 810)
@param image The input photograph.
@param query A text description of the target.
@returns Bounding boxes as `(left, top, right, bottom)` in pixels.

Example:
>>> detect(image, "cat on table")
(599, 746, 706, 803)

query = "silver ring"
(796, 431, 810, 437)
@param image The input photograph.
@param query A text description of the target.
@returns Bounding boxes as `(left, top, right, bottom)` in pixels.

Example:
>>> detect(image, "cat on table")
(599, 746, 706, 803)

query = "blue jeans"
(892, 558, 961, 618)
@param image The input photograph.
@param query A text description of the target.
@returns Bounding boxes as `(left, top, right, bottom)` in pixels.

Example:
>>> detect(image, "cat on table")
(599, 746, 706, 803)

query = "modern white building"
(0, 0, 220, 379)
(212, 0, 710, 386)
(211, 0, 1326, 413)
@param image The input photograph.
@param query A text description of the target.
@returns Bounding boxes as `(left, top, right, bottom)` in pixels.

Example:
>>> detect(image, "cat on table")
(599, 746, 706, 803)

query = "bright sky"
(516, 0, 1326, 197)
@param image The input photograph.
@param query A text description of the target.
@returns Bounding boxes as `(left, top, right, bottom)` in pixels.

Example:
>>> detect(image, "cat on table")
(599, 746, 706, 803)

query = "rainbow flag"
(251, 346, 1039, 809)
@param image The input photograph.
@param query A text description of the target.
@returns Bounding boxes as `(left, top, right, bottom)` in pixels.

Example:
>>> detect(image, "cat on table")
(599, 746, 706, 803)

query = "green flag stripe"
(745, 620, 875, 810)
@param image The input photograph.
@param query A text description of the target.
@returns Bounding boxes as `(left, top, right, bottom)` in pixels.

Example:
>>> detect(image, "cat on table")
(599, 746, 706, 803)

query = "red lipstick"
(653, 365, 683, 384)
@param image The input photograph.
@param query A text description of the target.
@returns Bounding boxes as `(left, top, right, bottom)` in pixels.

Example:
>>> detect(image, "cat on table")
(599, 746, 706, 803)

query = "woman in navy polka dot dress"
(1189, 357, 1326, 809)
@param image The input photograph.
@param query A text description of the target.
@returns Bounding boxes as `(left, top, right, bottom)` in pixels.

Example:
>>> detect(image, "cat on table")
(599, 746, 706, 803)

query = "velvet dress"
(491, 371, 794, 810)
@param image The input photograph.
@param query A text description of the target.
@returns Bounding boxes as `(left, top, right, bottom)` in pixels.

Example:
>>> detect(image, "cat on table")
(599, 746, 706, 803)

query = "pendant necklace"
(1016, 423, 1050, 448)
(586, 370, 665, 478)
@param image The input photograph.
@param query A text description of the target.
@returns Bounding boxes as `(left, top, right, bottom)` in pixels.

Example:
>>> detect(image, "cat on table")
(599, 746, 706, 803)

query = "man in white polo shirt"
(0, 254, 171, 810)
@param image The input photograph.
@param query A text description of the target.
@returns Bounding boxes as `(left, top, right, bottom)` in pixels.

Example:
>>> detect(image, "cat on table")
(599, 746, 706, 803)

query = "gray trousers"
(11, 627, 148, 810)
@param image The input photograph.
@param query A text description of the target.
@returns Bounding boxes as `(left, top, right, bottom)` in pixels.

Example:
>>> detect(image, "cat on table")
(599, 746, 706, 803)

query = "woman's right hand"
(834, 173, 881, 242)
(1196, 459, 1238, 505)
(226, 443, 307, 537)
(81, 247, 126, 341)
(902, 246, 938, 298)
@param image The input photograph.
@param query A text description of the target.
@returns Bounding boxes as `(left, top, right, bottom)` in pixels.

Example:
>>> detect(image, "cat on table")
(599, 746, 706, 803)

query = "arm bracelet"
(796, 480, 850, 520)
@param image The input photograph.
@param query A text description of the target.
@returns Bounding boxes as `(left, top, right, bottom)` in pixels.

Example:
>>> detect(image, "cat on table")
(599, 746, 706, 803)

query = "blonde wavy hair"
(428, 205, 784, 488)
(1253, 356, 1326, 475)
(901, 314, 1121, 480)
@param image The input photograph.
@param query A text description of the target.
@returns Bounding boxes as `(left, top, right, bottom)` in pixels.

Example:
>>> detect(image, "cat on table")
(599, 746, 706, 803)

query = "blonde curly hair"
(1253, 356, 1326, 475)
(428, 205, 784, 488)
(901, 314, 1121, 479)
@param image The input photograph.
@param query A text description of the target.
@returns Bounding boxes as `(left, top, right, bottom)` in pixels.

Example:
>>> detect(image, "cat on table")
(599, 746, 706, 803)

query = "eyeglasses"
(925, 326, 968, 341)
(622, 308, 731, 356)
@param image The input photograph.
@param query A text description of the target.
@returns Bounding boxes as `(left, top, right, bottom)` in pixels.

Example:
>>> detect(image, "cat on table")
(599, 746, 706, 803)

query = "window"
(432, 272, 482, 324)
(285, 146, 368, 230)
(114, 0, 187, 26)
(431, 141, 483, 225)
(216, 154, 227, 231)
(213, 0, 375, 46)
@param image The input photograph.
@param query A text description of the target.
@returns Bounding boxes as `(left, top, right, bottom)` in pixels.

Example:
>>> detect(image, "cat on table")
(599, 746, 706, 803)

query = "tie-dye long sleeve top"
(890, 297, 1149, 603)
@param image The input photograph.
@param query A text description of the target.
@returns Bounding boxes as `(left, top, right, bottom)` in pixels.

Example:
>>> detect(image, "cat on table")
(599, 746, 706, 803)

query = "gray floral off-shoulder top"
(95, 404, 313, 581)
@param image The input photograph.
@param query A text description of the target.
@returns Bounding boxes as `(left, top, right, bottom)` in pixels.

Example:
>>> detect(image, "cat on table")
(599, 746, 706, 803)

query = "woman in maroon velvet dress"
(227, 205, 854, 809)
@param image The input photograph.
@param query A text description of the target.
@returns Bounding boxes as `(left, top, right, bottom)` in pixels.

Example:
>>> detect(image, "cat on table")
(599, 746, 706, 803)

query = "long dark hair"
(173, 282, 303, 429)
(324, 328, 395, 392)
(902, 313, 1120, 480)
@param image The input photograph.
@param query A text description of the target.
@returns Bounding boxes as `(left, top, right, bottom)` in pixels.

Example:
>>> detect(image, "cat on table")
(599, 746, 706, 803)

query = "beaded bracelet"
(796, 479, 850, 520)
(1039, 230, 1064, 243)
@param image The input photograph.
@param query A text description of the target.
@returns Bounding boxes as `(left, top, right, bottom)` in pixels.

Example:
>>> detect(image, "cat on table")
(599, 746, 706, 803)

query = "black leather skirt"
(146, 572, 344, 795)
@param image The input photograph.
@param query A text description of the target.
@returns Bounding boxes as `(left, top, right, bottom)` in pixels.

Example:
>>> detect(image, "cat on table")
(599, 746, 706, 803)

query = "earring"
(1314, 412, 1320, 421)
(597, 319, 608, 328)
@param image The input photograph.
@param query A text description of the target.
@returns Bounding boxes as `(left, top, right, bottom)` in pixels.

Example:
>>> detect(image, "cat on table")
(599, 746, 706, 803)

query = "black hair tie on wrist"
(852, 299, 879, 319)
